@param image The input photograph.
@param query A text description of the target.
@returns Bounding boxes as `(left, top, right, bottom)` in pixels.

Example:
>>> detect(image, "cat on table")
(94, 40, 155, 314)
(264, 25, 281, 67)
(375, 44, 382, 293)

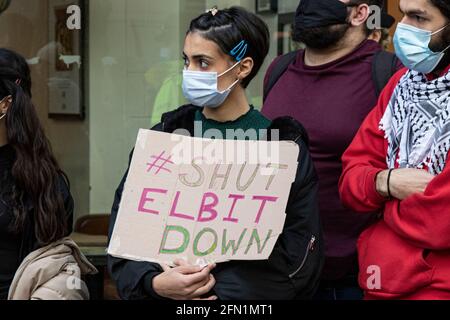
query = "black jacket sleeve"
(59, 173, 74, 236)
(280, 138, 324, 299)
(212, 138, 323, 300)
(107, 128, 167, 300)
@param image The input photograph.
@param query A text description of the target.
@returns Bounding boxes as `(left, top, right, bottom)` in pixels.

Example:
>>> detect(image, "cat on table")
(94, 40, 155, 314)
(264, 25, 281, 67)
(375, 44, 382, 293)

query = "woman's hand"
(376, 168, 435, 200)
(152, 259, 217, 300)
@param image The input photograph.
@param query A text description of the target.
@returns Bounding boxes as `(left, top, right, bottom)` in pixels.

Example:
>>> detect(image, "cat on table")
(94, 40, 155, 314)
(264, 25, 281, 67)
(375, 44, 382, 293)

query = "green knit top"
(194, 106, 272, 141)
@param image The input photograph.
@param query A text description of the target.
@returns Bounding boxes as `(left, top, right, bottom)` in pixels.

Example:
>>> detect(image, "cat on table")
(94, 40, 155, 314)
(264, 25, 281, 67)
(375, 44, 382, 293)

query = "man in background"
(262, 0, 402, 300)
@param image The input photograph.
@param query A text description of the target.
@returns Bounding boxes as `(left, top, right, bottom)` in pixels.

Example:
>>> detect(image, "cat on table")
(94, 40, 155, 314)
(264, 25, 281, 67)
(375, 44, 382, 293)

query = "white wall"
(279, 0, 300, 14)
(89, 0, 204, 213)
(0, 0, 90, 221)
(88, 0, 294, 215)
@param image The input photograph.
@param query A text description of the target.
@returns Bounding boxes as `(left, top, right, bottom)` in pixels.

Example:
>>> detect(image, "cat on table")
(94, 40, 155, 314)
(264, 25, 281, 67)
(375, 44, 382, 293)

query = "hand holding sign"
(153, 260, 217, 300)
(108, 130, 299, 266)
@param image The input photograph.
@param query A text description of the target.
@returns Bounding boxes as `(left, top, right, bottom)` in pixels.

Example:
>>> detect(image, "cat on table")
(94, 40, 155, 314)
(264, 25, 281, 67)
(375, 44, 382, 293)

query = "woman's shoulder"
(162, 104, 200, 122)
(151, 104, 201, 133)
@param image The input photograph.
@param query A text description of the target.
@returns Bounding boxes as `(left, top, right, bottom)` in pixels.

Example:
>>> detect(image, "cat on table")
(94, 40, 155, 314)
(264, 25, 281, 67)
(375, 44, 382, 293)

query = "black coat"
(0, 144, 74, 300)
(108, 105, 324, 300)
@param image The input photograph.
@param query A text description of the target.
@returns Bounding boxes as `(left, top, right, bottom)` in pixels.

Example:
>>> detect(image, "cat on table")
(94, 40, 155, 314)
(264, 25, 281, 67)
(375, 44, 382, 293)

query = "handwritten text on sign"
(108, 130, 299, 265)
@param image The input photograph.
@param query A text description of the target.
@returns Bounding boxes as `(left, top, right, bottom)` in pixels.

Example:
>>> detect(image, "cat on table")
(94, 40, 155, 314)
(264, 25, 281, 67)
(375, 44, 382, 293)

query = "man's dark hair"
(430, 0, 450, 20)
(295, 0, 385, 11)
(348, 0, 384, 6)
(188, 6, 270, 88)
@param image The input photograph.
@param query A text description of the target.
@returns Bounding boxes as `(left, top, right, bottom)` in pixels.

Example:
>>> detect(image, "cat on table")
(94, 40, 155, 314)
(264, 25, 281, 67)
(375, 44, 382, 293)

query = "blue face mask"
(394, 22, 450, 74)
(182, 62, 240, 109)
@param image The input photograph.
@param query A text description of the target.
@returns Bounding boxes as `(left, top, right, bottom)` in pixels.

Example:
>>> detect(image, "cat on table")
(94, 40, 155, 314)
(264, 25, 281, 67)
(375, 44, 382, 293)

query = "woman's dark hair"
(0, 48, 68, 245)
(0, 0, 11, 15)
(188, 6, 270, 88)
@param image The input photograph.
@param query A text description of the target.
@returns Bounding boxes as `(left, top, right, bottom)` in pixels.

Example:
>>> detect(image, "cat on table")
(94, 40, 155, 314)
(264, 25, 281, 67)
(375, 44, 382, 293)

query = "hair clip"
(230, 40, 248, 62)
(206, 6, 219, 16)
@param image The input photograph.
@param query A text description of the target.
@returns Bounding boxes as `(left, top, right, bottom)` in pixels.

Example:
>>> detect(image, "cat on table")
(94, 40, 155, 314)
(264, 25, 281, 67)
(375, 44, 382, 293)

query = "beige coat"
(8, 238, 98, 300)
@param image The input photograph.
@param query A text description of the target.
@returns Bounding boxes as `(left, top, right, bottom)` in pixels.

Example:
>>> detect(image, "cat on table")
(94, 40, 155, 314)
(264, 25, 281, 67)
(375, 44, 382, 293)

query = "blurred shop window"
(277, 13, 303, 56)
(146, 59, 184, 127)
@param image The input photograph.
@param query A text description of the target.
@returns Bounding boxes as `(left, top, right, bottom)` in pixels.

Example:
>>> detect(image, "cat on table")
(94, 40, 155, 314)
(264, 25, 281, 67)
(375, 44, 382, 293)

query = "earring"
(0, 113, 5, 120)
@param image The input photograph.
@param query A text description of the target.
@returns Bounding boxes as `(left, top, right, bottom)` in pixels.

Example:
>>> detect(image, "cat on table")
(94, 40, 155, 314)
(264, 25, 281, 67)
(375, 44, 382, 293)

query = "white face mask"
(182, 62, 240, 108)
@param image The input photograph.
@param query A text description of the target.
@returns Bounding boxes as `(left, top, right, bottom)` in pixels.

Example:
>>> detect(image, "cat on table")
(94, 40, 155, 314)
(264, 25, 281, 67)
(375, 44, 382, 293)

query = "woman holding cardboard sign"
(108, 7, 324, 300)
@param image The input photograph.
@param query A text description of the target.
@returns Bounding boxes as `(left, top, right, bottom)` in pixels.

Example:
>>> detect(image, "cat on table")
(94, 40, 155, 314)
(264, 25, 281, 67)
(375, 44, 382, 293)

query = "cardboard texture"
(108, 130, 299, 266)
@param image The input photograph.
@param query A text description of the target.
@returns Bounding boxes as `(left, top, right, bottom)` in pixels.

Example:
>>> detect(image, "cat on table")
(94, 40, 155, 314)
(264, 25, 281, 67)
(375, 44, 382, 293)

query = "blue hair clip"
(230, 40, 248, 62)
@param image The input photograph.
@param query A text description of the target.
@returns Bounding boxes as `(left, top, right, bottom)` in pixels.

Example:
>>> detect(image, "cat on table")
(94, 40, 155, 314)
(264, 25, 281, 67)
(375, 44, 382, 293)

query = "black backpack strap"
(263, 50, 299, 102)
(372, 50, 400, 97)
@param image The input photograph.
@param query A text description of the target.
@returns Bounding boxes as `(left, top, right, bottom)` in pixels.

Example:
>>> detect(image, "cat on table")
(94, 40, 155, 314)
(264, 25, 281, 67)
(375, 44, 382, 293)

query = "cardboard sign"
(108, 130, 299, 266)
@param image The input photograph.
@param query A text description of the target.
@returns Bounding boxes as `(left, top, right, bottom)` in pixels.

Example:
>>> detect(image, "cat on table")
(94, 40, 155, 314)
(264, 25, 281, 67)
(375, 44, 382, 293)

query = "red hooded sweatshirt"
(339, 64, 450, 300)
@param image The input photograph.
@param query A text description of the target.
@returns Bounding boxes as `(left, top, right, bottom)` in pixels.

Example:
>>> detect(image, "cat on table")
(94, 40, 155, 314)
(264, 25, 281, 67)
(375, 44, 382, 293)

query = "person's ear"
(348, 4, 371, 28)
(237, 57, 254, 82)
(0, 95, 13, 114)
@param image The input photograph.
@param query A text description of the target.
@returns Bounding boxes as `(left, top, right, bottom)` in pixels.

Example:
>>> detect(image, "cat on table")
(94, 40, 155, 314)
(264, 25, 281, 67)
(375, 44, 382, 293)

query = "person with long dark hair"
(0, 48, 74, 300)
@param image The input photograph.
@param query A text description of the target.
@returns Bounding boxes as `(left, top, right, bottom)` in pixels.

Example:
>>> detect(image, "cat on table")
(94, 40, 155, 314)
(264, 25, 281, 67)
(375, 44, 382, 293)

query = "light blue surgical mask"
(182, 62, 240, 108)
(394, 22, 450, 74)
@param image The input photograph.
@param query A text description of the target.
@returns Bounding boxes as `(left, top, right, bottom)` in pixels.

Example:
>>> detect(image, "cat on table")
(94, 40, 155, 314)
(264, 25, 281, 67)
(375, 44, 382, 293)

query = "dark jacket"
(0, 145, 74, 300)
(108, 105, 324, 300)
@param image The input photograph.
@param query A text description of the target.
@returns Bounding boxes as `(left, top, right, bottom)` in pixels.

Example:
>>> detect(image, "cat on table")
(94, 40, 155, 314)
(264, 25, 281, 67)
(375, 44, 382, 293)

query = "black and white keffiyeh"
(379, 69, 450, 175)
